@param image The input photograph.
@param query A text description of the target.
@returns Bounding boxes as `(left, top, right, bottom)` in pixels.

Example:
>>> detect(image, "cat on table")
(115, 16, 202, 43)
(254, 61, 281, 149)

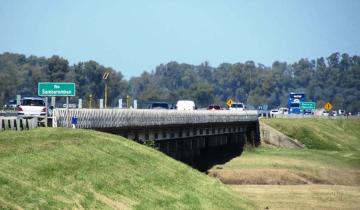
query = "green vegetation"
(1, 52, 360, 113)
(209, 118, 360, 210)
(0, 128, 256, 210)
(261, 118, 360, 151)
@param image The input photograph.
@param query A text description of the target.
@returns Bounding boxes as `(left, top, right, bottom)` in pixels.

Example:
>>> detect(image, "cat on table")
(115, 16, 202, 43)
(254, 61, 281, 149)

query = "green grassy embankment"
(209, 118, 360, 210)
(0, 128, 256, 210)
(262, 118, 360, 151)
(210, 118, 360, 185)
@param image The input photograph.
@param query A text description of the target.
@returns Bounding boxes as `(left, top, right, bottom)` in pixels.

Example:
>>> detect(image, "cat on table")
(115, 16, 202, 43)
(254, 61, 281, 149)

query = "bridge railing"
(260, 114, 360, 119)
(52, 109, 258, 128)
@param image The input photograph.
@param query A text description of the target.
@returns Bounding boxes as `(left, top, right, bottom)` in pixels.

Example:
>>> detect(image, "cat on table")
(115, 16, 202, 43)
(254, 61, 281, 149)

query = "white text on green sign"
(38, 82, 76, 96)
(300, 102, 316, 110)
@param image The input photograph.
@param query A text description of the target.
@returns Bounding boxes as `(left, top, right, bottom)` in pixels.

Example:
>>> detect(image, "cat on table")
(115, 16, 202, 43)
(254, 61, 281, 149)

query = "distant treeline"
(0, 52, 359, 112)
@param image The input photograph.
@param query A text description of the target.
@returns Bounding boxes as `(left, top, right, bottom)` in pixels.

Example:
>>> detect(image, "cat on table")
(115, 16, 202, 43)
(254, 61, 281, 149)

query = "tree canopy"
(0, 52, 359, 113)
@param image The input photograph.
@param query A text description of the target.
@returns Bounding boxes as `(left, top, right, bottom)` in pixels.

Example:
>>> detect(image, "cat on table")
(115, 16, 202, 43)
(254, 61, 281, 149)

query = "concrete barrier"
(259, 121, 305, 148)
(0, 117, 38, 131)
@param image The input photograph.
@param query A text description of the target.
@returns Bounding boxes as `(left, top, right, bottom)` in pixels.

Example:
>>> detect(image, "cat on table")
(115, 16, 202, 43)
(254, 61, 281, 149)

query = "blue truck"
(288, 92, 306, 114)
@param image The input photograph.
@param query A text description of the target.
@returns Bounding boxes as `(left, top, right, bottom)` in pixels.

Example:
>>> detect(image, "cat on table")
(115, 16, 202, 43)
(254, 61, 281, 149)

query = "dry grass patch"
(209, 168, 360, 185)
(209, 146, 360, 186)
(210, 118, 360, 210)
(231, 185, 360, 210)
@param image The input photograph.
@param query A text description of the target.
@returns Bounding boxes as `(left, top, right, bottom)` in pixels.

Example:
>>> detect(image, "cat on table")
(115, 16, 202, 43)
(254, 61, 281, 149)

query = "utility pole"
(89, 94, 92, 108)
(103, 72, 110, 108)
(126, 95, 130, 108)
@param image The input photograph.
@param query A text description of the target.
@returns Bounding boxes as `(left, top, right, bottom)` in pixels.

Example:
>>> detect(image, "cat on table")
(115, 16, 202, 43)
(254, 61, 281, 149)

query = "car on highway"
(330, 111, 337, 116)
(303, 109, 314, 115)
(228, 102, 245, 111)
(16, 97, 47, 118)
(3, 99, 17, 108)
(270, 109, 280, 115)
(149, 102, 170, 110)
(63, 103, 77, 108)
(338, 109, 345, 116)
(176, 100, 196, 111)
(207, 104, 221, 111)
(321, 110, 329, 116)
(278, 107, 289, 114)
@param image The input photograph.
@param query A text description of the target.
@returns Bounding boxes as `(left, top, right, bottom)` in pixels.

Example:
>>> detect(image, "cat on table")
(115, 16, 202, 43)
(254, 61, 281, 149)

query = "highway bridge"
(52, 109, 259, 170)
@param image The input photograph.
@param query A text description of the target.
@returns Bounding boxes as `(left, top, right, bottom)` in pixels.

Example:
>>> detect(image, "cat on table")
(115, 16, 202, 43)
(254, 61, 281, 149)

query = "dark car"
(4, 99, 17, 108)
(303, 109, 314, 115)
(208, 104, 221, 111)
(149, 102, 170, 109)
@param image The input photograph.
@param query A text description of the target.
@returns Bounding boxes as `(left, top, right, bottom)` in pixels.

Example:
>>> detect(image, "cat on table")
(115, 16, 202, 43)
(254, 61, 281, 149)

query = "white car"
(229, 102, 245, 111)
(270, 109, 280, 115)
(176, 100, 196, 111)
(331, 111, 337, 116)
(16, 97, 47, 118)
(338, 109, 345, 116)
(321, 110, 329, 116)
(278, 107, 289, 114)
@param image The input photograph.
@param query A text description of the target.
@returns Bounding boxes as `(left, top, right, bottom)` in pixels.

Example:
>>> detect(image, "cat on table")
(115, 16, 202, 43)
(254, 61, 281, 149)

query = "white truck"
(176, 100, 196, 111)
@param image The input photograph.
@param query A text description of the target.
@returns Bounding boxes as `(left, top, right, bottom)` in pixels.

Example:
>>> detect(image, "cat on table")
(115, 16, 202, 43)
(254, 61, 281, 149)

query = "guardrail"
(52, 109, 259, 128)
(0, 117, 38, 131)
(260, 114, 359, 119)
(0, 108, 17, 117)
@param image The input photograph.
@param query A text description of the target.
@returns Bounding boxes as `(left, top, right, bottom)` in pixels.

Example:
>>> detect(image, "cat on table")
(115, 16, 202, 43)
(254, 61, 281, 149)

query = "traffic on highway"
(1, 93, 357, 120)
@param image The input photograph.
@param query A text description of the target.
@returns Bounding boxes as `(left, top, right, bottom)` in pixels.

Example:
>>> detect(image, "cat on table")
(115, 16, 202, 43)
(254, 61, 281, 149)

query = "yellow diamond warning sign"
(226, 98, 234, 107)
(324, 102, 333, 111)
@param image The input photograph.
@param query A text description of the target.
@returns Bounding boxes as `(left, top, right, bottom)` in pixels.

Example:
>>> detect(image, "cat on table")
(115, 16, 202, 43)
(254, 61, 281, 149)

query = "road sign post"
(38, 82, 76, 128)
(66, 96, 69, 127)
(45, 97, 48, 127)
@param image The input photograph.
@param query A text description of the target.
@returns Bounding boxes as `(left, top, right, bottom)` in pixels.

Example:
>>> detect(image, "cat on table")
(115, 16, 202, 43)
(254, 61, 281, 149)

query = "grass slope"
(209, 118, 360, 210)
(261, 118, 360, 151)
(0, 128, 256, 210)
(210, 118, 360, 185)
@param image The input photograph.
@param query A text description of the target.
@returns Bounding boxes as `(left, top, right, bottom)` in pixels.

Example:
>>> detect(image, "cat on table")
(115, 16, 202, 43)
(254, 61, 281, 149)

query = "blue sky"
(1, 0, 359, 79)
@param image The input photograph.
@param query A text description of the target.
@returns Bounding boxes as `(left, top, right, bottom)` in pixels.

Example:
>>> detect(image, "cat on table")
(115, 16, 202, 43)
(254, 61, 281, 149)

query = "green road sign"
(300, 102, 316, 110)
(38, 82, 75, 96)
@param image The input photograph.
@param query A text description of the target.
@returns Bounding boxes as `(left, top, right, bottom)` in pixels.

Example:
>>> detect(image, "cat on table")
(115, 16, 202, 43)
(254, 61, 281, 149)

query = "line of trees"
(0, 53, 127, 107)
(0, 52, 359, 113)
